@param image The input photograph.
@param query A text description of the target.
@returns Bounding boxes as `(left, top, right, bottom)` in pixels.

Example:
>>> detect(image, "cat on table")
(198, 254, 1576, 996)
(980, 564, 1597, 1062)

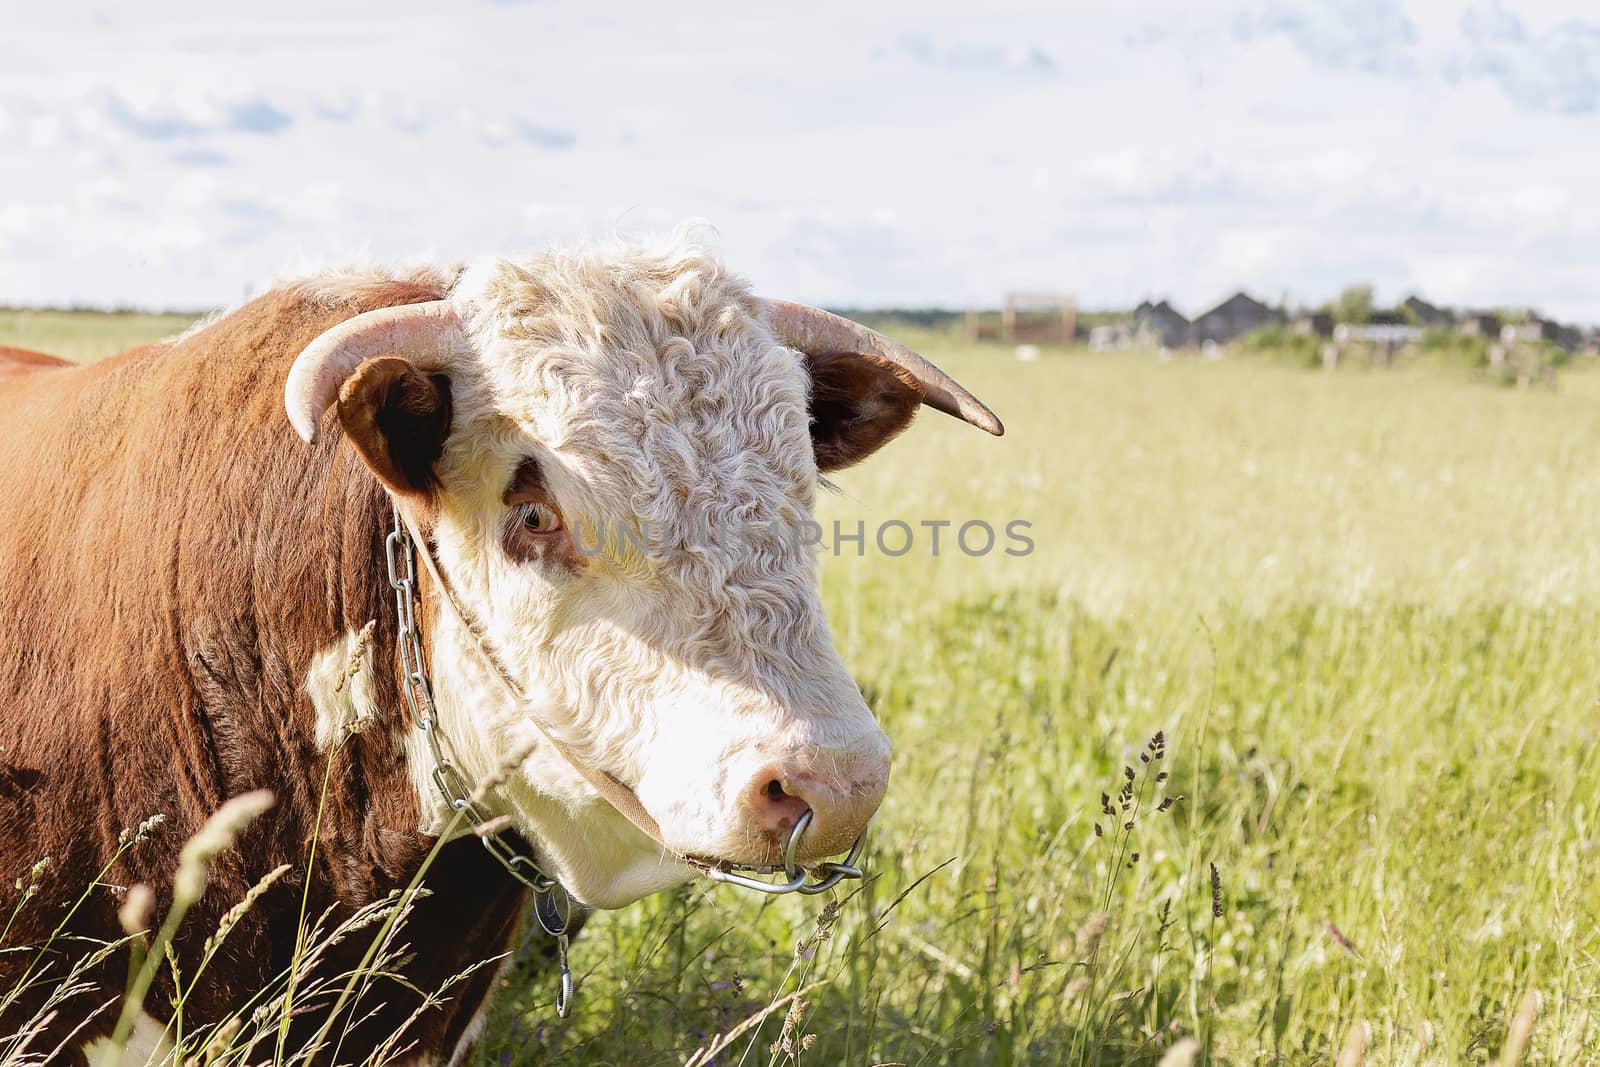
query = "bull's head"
(284, 240, 1001, 908)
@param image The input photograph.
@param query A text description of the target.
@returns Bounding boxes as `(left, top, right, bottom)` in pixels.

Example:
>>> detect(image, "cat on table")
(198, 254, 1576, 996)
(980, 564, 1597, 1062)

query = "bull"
(0, 237, 1001, 1064)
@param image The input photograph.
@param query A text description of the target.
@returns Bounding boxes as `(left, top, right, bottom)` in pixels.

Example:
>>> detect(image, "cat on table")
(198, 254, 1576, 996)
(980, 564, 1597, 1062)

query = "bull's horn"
(284, 300, 466, 444)
(765, 300, 1004, 436)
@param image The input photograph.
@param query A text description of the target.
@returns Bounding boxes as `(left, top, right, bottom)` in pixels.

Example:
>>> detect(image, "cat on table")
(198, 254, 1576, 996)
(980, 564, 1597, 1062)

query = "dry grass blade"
(1495, 990, 1540, 1067)
(680, 980, 829, 1067)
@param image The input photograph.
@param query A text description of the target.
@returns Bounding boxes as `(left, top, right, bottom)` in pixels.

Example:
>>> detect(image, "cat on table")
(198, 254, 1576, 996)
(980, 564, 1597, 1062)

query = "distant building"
(1502, 316, 1585, 353)
(1367, 308, 1410, 327)
(1543, 319, 1584, 353)
(1460, 311, 1502, 338)
(1191, 292, 1284, 346)
(1131, 299, 1191, 348)
(1292, 311, 1334, 337)
(1402, 296, 1453, 327)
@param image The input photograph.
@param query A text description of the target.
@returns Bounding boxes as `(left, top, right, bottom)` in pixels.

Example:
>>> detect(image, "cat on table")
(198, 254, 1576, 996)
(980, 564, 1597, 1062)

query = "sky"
(2, 1, 1599, 322)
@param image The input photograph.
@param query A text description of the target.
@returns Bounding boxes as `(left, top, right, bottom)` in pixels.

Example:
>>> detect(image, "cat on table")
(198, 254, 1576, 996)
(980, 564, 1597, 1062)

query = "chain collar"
(385, 507, 576, 1017)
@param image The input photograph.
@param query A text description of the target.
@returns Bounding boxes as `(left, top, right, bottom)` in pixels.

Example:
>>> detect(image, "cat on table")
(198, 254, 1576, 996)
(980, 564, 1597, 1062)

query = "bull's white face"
(407, 247, 890, 908)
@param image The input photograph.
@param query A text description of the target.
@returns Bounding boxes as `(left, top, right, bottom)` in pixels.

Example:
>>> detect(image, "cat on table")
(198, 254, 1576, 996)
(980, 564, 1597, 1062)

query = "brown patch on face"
(501, 457, 584, 570)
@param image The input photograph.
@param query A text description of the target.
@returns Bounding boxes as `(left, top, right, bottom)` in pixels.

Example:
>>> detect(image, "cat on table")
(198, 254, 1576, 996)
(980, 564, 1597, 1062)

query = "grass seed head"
(203, 863, 292, 959)
(174, 791, 275, 905)
(118, 813, 166, 849)
(201, 1017, 243, 1064)
(1074, 912, 1109, 959)
(117, 882, 154, 936)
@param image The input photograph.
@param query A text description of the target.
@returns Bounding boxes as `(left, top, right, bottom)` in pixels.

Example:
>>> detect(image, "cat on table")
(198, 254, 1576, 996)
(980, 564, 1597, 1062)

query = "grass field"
(0, 308, 196, 363)
(488, 338, 1600, 1066)
(5, 319, 1597, 1064)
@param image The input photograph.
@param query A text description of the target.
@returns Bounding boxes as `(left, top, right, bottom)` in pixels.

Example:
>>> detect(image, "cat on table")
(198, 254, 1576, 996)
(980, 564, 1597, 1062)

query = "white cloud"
(0, 0, 1597, 323)
(1450, 2, 1600, 114)
(1233, 0, 1421, 76)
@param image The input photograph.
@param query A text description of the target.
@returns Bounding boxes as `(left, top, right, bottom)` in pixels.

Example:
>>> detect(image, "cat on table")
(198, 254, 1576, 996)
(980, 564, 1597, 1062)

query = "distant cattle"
(0, 237, 1002, 1063)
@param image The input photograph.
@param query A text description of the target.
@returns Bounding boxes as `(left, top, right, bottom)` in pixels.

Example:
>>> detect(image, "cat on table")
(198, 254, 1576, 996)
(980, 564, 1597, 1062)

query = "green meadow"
(0, 308, 196, 363)
(5, 319, 1596, 1064)
(497, 337, 1600, 1065)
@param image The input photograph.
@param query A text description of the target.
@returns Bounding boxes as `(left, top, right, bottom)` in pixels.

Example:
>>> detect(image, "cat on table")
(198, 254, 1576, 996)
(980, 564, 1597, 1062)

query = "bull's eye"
(520, 503, 563, 533)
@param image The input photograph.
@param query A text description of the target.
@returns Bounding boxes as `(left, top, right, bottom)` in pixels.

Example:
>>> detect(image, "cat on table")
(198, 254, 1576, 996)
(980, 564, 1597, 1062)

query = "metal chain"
(379, 501, 872, 1014)
(384, 506, 576, 1017)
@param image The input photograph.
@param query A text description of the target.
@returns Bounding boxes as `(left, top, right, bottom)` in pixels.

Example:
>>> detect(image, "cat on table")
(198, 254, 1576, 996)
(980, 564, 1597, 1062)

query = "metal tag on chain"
(554, 933, 573, 1018)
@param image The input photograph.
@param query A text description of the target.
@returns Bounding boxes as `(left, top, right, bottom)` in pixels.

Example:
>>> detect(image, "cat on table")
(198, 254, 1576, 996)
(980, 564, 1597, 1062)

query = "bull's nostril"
(739, 758, 887, 863)
(747, 772, 810, 841)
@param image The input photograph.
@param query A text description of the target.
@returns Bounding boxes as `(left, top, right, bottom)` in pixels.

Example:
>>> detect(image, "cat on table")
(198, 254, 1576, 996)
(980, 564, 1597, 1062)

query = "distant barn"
(1403, 295, 1454, 327)
(1191, 292, 1284, 347)
(1131, 299, 1191, 348)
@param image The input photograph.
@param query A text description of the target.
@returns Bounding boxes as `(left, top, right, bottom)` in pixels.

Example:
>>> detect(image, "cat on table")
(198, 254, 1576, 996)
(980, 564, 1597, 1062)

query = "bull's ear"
(336, 355, 453, 497)
(805, 352, 923, 472)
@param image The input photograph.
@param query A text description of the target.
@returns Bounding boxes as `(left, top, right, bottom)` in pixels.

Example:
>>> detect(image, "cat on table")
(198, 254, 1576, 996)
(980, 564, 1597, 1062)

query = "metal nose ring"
(703, 808, 869, 895)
